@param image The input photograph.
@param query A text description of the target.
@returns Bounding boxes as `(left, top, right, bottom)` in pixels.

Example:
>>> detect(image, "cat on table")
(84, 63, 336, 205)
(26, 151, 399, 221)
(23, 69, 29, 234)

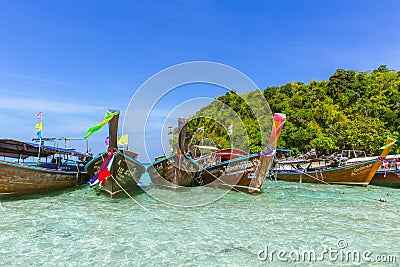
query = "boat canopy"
(0, 139, 90, 159)
(277, 159, 315, 165)
(194, 145, 219, 151)
(345, 156, 378, 163)
(276, 148, 292, 152)
(345, 154, 399, 163)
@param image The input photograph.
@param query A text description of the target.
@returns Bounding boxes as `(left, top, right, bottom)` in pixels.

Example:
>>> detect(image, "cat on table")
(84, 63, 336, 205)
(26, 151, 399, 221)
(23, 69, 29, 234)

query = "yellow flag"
(35, 121, 42, 131)
(118, 134, 128, 145)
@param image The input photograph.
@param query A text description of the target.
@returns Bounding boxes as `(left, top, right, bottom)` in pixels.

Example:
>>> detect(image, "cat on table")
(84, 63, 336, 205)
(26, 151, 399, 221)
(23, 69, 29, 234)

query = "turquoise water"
(1, 172, 399, 266)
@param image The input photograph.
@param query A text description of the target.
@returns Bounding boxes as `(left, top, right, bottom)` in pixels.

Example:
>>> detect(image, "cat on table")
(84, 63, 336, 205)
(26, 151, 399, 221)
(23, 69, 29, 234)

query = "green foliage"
(307, 136, 338, 155)
(181, 90, 272, 154)
(175, 65, 399, 156)
(263, 65, 399, 155)
(392, 131, 400, 154)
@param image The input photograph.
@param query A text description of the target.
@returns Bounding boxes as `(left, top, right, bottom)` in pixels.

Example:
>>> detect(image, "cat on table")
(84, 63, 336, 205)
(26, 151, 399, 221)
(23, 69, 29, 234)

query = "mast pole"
(200, 129, 205, 157)
(177, 118, 187, 154)
(37, 118, 42, 165)
(108, 109, 119, 153)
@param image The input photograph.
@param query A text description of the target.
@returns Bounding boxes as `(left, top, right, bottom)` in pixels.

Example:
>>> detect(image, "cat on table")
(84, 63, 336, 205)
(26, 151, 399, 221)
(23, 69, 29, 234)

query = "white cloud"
(0, 95, 104, 114)
(0, 72, 84, 89)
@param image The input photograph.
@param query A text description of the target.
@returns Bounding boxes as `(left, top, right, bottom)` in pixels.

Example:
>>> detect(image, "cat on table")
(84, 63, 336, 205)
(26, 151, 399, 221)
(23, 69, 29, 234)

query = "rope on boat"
(268, 167, 400, 218)
(296, 169, 330, 185)
(200, 167, 252, 196)
(376, 203, 400, 217)
(109, 174, 149, 212)
(270, 168, 333, 186)
(75, 162, 82, 183)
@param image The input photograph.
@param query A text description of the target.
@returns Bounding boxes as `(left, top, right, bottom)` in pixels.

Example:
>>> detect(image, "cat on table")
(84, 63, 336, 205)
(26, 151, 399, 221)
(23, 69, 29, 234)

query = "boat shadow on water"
(0, 186, 86, 201)
(89, 184, 146, 199)
(140, 182, 195, 193)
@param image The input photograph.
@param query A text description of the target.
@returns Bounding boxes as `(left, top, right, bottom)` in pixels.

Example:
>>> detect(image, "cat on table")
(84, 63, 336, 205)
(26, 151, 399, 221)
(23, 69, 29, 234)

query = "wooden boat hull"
(274, 159, 380, 186)
(147, 154, 200, 188)
(370, 170, 400, 188)
(0, 160, 89, 198)
(192, 113, 286, 194)
(195, 153, 273, 194)
(85, 151, 145, 198)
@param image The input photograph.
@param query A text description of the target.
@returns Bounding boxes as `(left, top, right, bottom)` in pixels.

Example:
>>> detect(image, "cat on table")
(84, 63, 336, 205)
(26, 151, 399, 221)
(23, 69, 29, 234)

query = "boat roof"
(277, 159, 317, 165)
(346, 154, 400, 163)
(346, 156, 377, 163)
(276, 148, 292, 152)
(215, 148, 249, 157)
(194, 145, 219, 151)
(0, 138, 90, 159)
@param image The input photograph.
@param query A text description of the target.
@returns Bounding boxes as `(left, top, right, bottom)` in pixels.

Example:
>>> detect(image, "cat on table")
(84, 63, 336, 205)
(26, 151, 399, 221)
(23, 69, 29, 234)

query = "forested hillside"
(182, 65, 400, 155)
(183, 90, 272, 154)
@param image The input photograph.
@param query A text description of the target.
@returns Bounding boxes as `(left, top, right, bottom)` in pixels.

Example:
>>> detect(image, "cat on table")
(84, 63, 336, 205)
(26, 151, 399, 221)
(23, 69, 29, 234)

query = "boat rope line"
(379, 204, 400, 217)
(106, 176, 166, 221)
(298, 169, 332, 186)
(167, 164, 250, 195)
(345, 190, 400, 217)
(270, 169, 333, 186)
(75, 162, 82, 182)
(268, 171, 400, 218)
(109, 174, 149, 212)
(201, 167, 253, 196)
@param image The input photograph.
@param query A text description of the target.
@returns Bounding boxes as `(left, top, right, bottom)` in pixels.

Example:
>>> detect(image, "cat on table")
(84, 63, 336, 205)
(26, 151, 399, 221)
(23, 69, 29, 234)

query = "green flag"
(84, 110, 120, 139)
(379, 136, 397, 149)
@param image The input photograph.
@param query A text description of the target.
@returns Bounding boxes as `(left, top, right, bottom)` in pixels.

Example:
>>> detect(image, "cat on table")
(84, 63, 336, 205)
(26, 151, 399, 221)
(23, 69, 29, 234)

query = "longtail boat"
(84, 110, 145, 198)
(192, 113, 287, 194)
(147, 118, 200, 188)
(0, 138, 92, 198)
(346, 154, 400, 188)
(370, 155, 400, 188)
(271, 136, 397, 186)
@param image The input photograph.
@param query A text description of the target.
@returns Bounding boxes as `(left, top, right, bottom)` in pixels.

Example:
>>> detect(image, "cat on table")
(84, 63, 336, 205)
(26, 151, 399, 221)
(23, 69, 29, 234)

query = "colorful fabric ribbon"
(89, 153, 115, 188)
(84, 110, 120, 139)
(379, 136, 397, 149)
(269, 116, 286, 141)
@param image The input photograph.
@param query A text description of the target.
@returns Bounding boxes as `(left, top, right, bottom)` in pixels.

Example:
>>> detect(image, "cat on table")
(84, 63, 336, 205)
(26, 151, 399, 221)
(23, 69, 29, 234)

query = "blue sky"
(0, 0, 399, 161)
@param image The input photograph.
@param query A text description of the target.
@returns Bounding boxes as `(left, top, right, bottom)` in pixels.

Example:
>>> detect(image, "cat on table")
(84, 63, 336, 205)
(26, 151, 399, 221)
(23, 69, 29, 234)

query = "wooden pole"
(177, 118, 187, 154)
(108, 109, 119, 152)
(37, 120, 42, 165)
(267, 113, 286, 150)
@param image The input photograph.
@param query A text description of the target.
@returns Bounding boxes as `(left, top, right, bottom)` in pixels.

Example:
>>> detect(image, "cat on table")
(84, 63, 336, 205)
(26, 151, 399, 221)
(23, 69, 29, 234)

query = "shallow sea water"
(1, 172, 399, 266)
